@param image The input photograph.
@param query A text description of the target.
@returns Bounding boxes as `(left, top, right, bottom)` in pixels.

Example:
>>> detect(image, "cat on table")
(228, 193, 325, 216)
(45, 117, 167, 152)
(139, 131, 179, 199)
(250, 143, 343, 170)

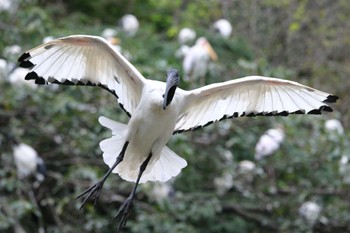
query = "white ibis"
(213, 19, 232, 38)
(18, 35, 338, 231)
(120, 14, 139, 37)
(183, 37, 218, 86)
(255, 127, 285, 160)
(178, 27, 196, 44)
(13, 143, 46, 185)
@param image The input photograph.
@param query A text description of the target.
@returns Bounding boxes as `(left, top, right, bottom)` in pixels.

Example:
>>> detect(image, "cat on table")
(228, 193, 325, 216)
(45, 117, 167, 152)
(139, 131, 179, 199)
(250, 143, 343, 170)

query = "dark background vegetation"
(0, 0, 349, 232)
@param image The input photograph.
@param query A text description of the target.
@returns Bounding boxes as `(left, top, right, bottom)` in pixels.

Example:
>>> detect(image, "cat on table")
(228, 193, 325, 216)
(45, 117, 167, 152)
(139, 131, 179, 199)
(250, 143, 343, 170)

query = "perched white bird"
(42, 36, 55, 44)
(237, 160, 256, 174)
(13, 143, 46, 184)
(213, 19, 232, 38)
(120, 14, 139, 37)
(255, 128, 285, 160)
(175, 44, 190, 59)
(339, 155, 350, 184)
(299, 201, 322, 226)
(8, 67, 37, 89)
(214, 172, 233, 196)
(0, 58, 8, 79)
(4, 45, 22, 61)
(18, 35, 338, 231)
(0, 0, 12, 12)
(101, 28, 118, 39)
(178, 27, 196, 44)
(183, 37, 218, 86)
(234, 160, 256, 194)
(325, 119, 344, 134)
(147, 182, 174, 203)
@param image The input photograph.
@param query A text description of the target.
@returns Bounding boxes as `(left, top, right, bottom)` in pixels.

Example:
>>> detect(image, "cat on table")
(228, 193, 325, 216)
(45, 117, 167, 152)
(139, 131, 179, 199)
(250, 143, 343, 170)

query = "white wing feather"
(18, 35, 146, 116)
(175, 76, 337, 133)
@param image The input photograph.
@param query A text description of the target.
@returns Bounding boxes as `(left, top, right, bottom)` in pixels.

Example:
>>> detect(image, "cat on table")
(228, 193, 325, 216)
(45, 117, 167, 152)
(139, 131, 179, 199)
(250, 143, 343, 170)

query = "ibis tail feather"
(99, 116, 187, 183)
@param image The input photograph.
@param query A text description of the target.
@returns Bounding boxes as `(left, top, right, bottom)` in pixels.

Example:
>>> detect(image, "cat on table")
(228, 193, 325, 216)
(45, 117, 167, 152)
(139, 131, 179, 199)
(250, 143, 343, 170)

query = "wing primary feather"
(18, 53, 34, 68)
(274, 85, 285, 113)
(51, 45, 75, 80)
(64, 46, 81, 80)
(324, 95, 338, 103)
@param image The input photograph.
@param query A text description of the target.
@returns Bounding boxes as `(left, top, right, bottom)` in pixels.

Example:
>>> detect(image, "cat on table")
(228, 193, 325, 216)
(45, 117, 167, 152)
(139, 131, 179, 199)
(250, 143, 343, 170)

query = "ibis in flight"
(18, 35, 338, 231)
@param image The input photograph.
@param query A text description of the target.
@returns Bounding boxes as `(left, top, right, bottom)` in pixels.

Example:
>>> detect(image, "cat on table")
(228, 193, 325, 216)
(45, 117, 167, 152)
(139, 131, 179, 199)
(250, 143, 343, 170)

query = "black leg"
(116, 152, 152, 232)
(77, 141, 129, 209)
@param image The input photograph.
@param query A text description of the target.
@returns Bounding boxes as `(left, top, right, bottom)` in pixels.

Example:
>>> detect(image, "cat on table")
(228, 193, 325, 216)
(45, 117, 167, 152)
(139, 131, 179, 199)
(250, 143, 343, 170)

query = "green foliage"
(0, 0, 348, 233)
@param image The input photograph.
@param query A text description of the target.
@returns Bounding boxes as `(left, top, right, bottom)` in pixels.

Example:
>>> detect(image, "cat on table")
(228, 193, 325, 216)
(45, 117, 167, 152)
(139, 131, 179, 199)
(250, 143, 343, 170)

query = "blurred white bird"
(237, 160, 256, 174)
(178, 27, 196, 44)
(120, 14, 139, 37)
(255, 127, 285, 160)
(13, 143, 46, 186)
(339, 155, 350, 184)
(325, 119, 344, 134)
(18, 35, 338, 231)
(299, 201, 321, 226)
(214, 172, 233, 196)
(101, 28, 118, 39)
(4, 45, 22, 61)
(0, 0, 12, 12)
(42, 36, 55, 44)
(234, 160, 256, 195)
(0, 58, 8, 79)
(183, 37, 218, 86)
(175, 44, 190, 59)
(213, 19, 232, 38)
(8, 67, 37, 89)
(148, 182, 174, 203)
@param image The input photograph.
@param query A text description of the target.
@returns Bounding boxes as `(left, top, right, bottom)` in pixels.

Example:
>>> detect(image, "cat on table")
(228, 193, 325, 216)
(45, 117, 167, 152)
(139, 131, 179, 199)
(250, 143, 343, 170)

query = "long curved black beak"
(163, 69, 180, 110)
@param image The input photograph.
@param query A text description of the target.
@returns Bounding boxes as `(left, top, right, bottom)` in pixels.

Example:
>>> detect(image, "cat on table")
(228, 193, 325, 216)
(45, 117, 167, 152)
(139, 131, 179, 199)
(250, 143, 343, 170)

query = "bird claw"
(115, 196, 133, 231)
(76, 181, 104, 210)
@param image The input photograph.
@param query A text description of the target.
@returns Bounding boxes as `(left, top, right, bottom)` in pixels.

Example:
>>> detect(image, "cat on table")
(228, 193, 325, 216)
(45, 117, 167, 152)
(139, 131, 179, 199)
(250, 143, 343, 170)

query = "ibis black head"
(163, 69, 180, 110)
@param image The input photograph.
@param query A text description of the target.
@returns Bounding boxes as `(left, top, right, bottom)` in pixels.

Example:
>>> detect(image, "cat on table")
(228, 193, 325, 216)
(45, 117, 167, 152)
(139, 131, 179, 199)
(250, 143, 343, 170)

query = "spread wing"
(174, 76, 338, 133)
(18, 35, 146, 117)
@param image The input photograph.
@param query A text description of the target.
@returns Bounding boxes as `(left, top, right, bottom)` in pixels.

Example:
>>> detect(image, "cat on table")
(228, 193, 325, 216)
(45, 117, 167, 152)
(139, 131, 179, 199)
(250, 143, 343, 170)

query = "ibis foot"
(76, 180, 104, 209)
(77, 141, 129, 210)
(115, 196, 134, 231)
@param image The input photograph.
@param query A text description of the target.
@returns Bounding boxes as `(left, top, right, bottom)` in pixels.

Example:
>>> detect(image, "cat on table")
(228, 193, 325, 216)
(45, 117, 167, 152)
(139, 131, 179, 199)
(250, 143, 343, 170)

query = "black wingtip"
(18, 52, 35, 68)
(324, 95, 339, 103)
(25, 71, 38, 80)
(35, 76, 47, 84)
(307, 109, 322, 115)
(24, 71, 47, 84)
(18, 52, 30, 62)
